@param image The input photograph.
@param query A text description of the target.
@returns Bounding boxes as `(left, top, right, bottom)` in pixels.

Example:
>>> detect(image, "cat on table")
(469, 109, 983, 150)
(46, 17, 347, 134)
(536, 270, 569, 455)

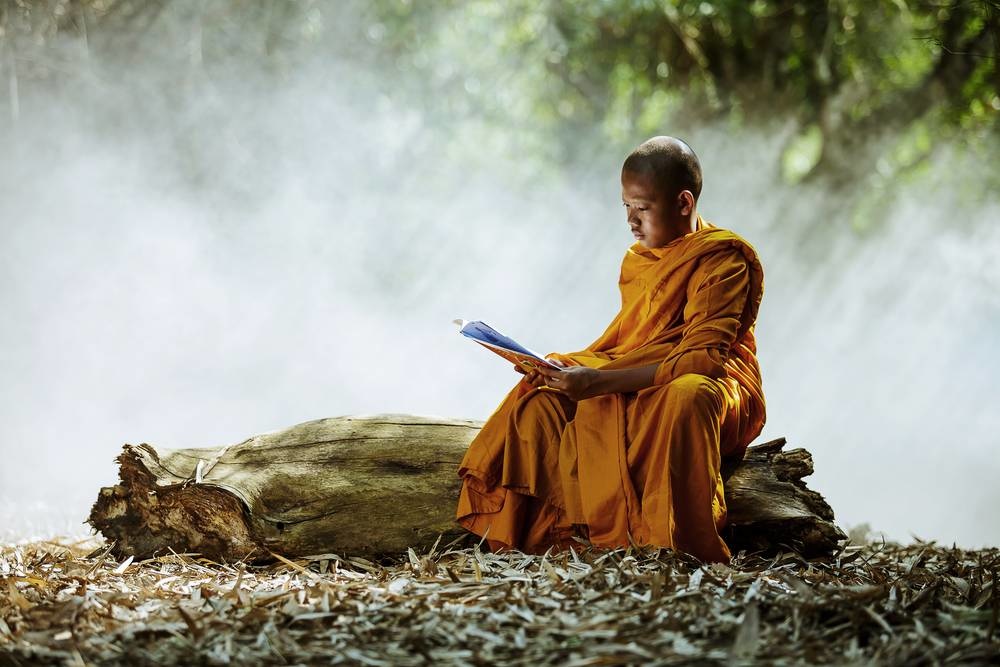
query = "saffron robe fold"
(456, 216, 766, 563)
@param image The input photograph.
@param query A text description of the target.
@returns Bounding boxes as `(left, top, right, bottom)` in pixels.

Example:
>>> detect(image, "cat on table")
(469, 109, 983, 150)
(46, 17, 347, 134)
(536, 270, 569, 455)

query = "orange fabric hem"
(457, 473, 582, 555)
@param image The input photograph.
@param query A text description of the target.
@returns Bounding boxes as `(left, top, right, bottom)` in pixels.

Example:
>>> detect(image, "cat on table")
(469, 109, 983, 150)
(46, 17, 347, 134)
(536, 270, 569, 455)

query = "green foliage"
(782, 124, 824, 184)
(368, 0, 998, 177)
(2, 0, 997, 206)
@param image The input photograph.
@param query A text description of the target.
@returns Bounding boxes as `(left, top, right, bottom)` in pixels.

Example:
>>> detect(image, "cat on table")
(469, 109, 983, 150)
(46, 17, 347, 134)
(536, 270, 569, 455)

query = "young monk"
(455, 136, 766, 564)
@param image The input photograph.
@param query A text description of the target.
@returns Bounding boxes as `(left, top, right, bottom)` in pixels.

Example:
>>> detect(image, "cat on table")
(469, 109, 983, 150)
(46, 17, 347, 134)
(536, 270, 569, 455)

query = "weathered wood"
(88, 414, 846, 563)
(719, 438, 846, 558)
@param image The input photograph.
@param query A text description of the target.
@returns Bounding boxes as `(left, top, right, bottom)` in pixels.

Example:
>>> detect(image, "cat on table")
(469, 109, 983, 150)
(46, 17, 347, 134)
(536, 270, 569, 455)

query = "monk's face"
(621, 169, 688, 249)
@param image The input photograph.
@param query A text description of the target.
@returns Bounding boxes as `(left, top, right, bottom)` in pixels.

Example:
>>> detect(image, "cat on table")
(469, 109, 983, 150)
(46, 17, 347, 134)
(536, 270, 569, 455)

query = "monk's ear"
(677, 190, 695, 216)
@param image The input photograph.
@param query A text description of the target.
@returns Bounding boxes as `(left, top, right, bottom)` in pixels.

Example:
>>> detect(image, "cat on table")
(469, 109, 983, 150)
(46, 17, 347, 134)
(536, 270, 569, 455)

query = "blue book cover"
(453, 319, 564, 371)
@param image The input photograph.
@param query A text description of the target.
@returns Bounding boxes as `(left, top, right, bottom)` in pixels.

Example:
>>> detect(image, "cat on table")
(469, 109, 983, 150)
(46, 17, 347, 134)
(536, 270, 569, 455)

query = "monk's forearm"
(590, 363, 661, 396)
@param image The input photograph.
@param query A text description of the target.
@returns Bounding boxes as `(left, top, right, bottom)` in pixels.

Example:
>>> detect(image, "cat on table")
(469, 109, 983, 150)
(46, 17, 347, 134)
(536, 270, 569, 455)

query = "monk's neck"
(658, 214, 700, 246)
(633, 215, 702, 256)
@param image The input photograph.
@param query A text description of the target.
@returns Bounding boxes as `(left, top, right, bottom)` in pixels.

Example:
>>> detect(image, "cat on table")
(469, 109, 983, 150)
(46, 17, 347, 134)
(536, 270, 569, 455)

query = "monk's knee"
(513, 390, 560, 420)
(662, 373, 725, 418)
(511, 389, 574, 433)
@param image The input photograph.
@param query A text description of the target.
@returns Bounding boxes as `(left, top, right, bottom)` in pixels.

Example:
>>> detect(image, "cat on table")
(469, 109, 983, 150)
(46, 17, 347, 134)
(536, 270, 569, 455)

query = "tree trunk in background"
(88, 414, 846, 563)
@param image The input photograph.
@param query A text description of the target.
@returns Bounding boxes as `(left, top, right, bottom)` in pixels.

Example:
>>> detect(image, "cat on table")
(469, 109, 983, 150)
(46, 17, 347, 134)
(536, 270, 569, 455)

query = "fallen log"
(88, 414, 846, 563)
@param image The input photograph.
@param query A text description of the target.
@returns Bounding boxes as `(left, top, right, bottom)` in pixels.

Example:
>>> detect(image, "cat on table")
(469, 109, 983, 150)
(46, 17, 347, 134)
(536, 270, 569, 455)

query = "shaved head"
(622, 136, 702, 202)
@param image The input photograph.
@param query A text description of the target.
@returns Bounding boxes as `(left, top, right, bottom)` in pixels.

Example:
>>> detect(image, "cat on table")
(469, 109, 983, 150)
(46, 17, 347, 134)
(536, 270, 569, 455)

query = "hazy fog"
(2, 4, 997, 549)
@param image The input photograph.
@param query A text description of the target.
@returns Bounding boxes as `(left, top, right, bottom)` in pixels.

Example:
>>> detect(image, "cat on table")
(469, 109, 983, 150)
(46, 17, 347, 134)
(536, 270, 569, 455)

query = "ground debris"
(0, 536, 996, 665)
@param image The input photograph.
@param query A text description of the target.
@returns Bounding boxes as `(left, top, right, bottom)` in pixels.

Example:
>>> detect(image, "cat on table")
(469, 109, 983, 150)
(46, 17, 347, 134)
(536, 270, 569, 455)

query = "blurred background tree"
(1, 0, 997, 226)
(368, 0, 999, 227)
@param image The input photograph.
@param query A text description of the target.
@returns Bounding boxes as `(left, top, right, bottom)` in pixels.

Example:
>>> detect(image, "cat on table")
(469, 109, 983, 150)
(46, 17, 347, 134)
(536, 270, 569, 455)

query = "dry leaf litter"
(1, 531, 997, 666)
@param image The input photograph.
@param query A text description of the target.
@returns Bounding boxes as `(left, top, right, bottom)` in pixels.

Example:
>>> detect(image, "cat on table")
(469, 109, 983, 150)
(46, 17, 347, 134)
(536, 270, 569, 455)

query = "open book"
(453, 319, 565, 372)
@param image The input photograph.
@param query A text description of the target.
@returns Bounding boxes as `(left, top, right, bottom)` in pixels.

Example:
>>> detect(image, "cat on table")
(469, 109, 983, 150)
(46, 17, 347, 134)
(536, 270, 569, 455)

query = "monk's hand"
(544, 353, 576, 368)
(514, 364, 549, 388)
(536, 366, 600, 401)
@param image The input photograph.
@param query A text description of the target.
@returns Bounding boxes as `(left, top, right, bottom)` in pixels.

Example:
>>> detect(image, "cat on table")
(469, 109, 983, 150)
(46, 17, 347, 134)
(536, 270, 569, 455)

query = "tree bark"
(88, 414, 846, 563)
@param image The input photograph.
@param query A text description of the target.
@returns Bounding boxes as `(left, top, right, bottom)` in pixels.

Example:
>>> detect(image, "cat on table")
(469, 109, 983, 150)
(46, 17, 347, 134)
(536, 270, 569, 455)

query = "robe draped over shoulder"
(456, 216, 765, 561)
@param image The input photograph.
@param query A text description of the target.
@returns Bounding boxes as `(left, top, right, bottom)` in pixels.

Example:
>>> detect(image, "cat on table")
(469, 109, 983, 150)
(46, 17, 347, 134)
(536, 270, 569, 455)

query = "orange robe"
(455, 216, 766, 564)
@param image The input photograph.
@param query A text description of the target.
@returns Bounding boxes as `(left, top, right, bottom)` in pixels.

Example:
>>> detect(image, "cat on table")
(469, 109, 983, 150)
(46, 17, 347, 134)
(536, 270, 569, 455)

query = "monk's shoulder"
(688, 227, 765, 305)
(696, 224, 754, 247)
(694, 226, 762, 266)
